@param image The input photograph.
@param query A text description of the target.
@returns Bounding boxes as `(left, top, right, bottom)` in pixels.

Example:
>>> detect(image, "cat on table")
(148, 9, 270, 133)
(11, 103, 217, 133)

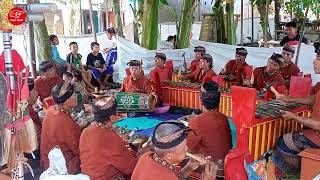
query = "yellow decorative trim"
(249, 127, 253, 153)
(267, 122, 272, 151)
(254, 125, 261, 160)
(261, 123, 267, 156)
(272, 121, 278, 147)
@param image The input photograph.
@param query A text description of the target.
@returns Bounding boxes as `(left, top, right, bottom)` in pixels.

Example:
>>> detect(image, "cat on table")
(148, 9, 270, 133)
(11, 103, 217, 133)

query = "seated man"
(250, 53, 285, 98)
(280, 46, 300, 88)
(40, 83, 81, 174)
(280, 22, 309, 46)
(86, 42, 109, 89)
(30, 61, 63, 130)
(220, 47, 250, 85)
(181, 54, 217, 84)
(272, 54, 320, 175)
(311, 42, 320, 95)
(120, 60, 154, 94)
(189, 46, 206, 72)
(149, 52, 172, 98)
(131, 121, 217, 180)
(187, 81, 232, 161)
(80, 97, 137, 180)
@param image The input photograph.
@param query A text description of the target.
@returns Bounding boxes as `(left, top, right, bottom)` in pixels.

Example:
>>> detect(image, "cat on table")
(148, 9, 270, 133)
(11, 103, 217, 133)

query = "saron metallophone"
(255, 100, 303, 118)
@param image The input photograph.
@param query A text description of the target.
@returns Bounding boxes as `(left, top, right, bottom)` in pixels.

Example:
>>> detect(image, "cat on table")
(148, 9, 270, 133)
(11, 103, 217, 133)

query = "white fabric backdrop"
(0, 33, 318, 84)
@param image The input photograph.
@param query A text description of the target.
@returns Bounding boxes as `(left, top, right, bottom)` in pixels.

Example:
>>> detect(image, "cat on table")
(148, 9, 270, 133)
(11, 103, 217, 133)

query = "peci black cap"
(127, 60, 142, 67)
(152, 121, 193, 149)
(236, 47, 248, 56)
(283, 45, 296, 54)
(155, 52, 167, 61)
(194, 46, 206, 54)
(269, 53, 283, 65)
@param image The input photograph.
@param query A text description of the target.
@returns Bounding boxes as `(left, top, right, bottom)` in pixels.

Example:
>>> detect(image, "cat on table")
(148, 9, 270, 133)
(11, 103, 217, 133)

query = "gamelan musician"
(248, 53, 285, 99)
(120, 60, 155, 94)
(30, 61, 63, 131)
(40, 82, 80, 174)
(131, 121, 217, 180)
(220, 47, 251, 86)
(149, 52, 172, 98)
(272, 50, 320, 175)
(181, 54, 217, 84)
(311, 42, 320, 95)
(189, 46, 206, 72)
(280, 45, 300, 88)
(187, 81, 232, 161)
(80, 96, 137, 180)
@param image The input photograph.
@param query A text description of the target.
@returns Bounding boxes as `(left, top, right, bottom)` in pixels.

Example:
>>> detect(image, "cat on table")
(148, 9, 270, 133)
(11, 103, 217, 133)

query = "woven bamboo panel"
(199, 14, 217, 42)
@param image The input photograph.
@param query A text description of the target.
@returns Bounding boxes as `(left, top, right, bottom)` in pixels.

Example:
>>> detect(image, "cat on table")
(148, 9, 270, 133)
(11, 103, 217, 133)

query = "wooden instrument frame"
(224, 82, 312, 180)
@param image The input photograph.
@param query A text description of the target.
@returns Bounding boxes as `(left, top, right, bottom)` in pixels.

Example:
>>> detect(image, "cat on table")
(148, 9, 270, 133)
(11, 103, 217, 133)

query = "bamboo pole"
(114, 0, 124, 37)
(141, 0, 160, 50)
(251, 2, 254, 46)
(240, 0, 244, 45)
(88, 0, 97, 42)
(295, 7, 309, 65)
(263, 0, 269, 48)
(176, 0, 197, 49)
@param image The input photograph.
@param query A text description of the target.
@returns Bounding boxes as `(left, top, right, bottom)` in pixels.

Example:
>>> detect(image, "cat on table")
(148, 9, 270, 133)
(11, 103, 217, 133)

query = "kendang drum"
(115, 92, 156, 112)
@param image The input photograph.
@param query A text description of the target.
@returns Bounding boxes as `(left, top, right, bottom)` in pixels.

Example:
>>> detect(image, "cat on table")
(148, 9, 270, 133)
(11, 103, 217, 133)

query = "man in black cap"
(182, 54, 217, 84)
(132, 121, 217, 180)
(189, 46, 206, 72)
(311, 42, 320, 95)
(272, 42, 320, 175)
(40, 82, 81, 175)
(150, 52, 172, 98)
(187, 81, 232, 161)
(251, 53, 285, 98)
(280, 22, 309, 46)
(120, 60, 155, 94)
(30, 61, 63, 132)
(280, 46, 300, 87)
(220, 47, 251, 85)
(80, 96, 137, 179)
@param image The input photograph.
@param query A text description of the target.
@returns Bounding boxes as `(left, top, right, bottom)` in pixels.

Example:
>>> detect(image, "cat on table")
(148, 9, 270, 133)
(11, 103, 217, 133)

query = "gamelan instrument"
(221, 74, 236, 81)
(115, 92, 157, 112)
(161, 80, 233, 116)
(171, 70, 191, 82)
(224, 86, 310, 180)
(255, 100, 302, 118)
(161, 81, 201, 109)
(186, 152, 207, 165)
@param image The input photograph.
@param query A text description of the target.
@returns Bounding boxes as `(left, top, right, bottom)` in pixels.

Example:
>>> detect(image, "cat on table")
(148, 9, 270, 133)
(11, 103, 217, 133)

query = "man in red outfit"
(30, 61, 63, 131)
(120, 60, 154, 94)
(149, 52, 172, 98)
(187, 81, 232, 161)
(40, 82, 80, 174)
(80, 97, 137, 180)
(279, 46, 300, 88)
(132, 121, 217, 180)
(189, 46, 206, 72)
(182, 54, 217, 84)
(251, 53, 285, 99)
(220, 48, 250, 86)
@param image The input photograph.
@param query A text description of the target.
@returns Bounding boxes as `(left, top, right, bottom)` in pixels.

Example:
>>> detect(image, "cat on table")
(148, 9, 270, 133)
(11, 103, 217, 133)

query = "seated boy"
(66, 42, 95, 91)
(86, 42, 111, 89)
